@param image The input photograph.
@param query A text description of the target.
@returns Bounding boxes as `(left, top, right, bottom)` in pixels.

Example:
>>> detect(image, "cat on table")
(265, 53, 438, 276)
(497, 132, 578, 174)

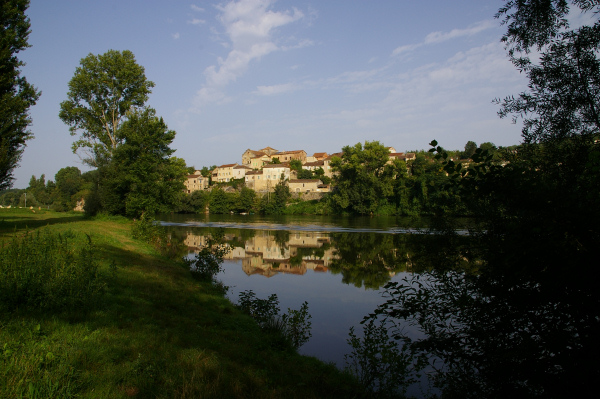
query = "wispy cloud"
(392, 20, 496, 56)
(188, 18, 205, 25)
(424, 20, 496, 44)
(190, 4, 205, 12)
(255, 82, 300, 96)
(172, 32, 180, 39)
(191, 0, 305, 111)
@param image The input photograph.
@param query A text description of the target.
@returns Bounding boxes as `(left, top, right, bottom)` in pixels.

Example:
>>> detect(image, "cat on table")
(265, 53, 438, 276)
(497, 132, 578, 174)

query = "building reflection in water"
(183, 230, 338, 278)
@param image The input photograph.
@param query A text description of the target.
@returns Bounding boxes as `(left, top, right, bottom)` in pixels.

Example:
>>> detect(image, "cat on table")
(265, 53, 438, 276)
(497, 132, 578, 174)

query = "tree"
(94, 108, 186, 218)
(461, 140, 477, 159)
(59, 50, 154, 166)
(237, 186, 256, 213)
(289, 159, 302, 173)
(53, 166, 82, 211)
(496, 1, 600, 143)
(27, 174, 51, 205)
(0, 0, 40, 189)
(331, 141, 394, 215)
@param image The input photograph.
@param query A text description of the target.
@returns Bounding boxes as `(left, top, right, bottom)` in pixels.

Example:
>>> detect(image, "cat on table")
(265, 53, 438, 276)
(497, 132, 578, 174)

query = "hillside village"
(184, 146, 416, 195)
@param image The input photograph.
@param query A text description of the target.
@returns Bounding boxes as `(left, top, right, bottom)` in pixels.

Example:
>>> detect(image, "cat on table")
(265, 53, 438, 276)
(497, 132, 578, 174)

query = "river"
(159, 213, 467, 396)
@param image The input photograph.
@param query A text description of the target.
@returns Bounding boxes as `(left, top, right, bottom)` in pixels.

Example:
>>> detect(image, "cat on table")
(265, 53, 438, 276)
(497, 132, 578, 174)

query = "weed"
(0, 230, 106, 312)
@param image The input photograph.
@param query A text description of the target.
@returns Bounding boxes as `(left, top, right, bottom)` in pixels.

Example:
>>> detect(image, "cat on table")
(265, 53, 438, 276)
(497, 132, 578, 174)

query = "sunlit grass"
(0, 209, 364, 398)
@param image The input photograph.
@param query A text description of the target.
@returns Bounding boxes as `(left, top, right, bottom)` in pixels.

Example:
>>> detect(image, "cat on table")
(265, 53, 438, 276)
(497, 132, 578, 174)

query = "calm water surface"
(160, 214, 447, 368)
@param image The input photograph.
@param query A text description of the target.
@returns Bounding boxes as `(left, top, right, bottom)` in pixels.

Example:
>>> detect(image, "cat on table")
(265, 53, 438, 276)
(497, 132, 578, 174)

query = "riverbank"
(0, 209, 363, 398)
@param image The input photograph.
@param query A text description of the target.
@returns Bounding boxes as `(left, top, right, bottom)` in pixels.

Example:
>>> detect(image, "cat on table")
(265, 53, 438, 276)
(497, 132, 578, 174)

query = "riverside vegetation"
(0, 208, 364, 399)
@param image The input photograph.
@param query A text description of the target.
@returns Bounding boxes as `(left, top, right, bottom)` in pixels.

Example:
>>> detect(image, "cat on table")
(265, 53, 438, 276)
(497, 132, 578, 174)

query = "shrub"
(237, 290, 312, 349)
(184, 236, 231, 281)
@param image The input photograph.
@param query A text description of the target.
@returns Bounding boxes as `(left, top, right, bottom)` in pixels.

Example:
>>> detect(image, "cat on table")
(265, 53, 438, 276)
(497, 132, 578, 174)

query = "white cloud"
(191, 4, 205, 12)
(424, 20, 496, 44)
(392, 43, 420, 56)
(191, 0, 305, 111)
(172, 32, 180, 39)
(193, 87, 231, 108)
(392, 20, 496, 56)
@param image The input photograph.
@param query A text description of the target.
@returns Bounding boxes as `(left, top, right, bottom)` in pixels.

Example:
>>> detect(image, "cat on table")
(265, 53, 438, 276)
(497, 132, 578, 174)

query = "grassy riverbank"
(0, 209, 363, 398)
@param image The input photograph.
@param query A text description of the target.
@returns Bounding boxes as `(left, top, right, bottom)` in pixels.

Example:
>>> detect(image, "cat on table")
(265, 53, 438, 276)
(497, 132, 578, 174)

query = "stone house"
(289, 179, 326, 193)
(302, 160, 325, 172)
(242, 147, 279, 166)
(245, 170, 265, 191)
(233, 164, 253, 179)
(184, 171, 209, 193)
(272, 150, 307, 163)
(313, 152, 329, 161)
(212, 163, 238, 183)
(387, 152, 417, 165)
(250, 154, 272, 169)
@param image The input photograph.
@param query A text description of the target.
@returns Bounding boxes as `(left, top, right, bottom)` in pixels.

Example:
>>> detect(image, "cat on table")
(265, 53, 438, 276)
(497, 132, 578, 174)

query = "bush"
(237, 290, 312, 349)
(183, 236, 231, 281)
(0, 230, 106, 312)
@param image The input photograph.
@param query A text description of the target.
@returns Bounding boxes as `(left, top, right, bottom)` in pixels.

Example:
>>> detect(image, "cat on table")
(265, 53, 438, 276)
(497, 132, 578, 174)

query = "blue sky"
(14, 0, 526, 188)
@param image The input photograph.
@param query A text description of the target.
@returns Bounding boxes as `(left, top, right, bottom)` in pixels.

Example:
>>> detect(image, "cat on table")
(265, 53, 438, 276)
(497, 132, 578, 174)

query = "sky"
(13, 0, 528, 188)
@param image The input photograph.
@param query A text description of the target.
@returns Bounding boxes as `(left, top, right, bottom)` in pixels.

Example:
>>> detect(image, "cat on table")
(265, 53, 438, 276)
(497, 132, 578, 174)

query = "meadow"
(0, 208, 362, 398)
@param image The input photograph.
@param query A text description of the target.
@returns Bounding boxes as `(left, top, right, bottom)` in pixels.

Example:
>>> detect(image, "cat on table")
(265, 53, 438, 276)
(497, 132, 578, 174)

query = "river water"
(161, 215, 468, 396)
(158, 212, 598, 397)
(160, 213, 461, 396)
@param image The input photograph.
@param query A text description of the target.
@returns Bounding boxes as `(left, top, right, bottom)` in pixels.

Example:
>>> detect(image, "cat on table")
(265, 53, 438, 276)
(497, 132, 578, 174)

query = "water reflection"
(173, 227, 440, 289)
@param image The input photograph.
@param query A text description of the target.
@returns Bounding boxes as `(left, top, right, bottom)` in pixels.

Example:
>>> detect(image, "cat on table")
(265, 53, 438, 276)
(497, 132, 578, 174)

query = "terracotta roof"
(218, 163, 237, 168)
(246, 170, 263, 175)
(187, 174, 201, 178)
(303, 161, 325, 167)
(274, 150, 305, 155)
(326, 152, 343, 160)
(263, 164, 290, 169)
(233, 165, 252, 169)
(313, 152, 328, 158)
(289, 179, 321, 183)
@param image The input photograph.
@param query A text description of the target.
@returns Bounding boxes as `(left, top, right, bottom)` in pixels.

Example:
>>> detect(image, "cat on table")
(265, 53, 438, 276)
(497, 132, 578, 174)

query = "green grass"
(0, 209, 364, 398)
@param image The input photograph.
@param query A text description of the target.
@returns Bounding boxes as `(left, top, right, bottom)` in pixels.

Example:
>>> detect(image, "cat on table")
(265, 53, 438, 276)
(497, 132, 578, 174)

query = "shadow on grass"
(0, 213, 86, 237)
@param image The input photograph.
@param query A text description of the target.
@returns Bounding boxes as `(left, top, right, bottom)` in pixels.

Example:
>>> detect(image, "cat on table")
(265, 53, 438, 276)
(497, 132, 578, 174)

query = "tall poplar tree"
(0, 0, 40, 189)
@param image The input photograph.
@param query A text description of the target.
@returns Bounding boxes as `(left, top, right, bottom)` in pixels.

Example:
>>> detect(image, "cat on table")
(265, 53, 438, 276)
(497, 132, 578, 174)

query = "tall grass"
(0, 229, 106, 312)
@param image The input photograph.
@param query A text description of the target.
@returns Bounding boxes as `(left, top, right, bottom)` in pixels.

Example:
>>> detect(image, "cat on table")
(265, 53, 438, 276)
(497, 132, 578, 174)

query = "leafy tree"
(0, 0, 40, 189)
(208, 187, 231, 214)
(0, 188, 22, 206)
(496, 1, 600, 143)
(59, 50, 154, 166)
(237, 186, 256, 213)
(53, 166, 83, 211)
(260, 179, 290, 215)
(27, 174, 51, 206)
(331, 141, 394, 215)
(270, 157, 280, 164)
(289, 159, 302, 173)
(297, 169, 313, 179)
(176, 190, 208, 213)
(461, 140, 477, 159)
(92, 108, 186, 218)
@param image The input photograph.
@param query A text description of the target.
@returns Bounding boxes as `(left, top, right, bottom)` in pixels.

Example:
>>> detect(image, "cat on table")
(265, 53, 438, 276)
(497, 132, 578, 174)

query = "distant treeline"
(0, 139, 517, 217)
